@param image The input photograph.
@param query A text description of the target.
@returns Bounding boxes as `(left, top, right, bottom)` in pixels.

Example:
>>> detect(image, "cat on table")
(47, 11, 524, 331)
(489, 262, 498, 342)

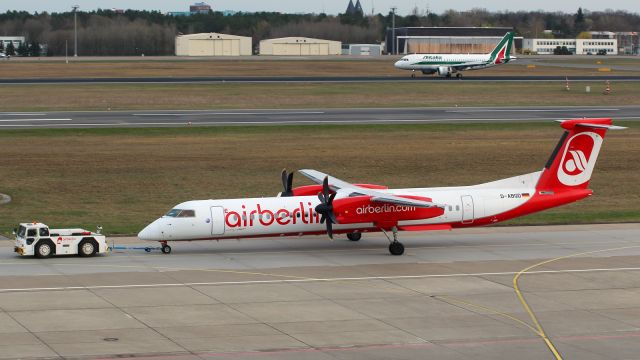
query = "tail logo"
(557, 132, 603, 186)
(494, 46, 506, 64)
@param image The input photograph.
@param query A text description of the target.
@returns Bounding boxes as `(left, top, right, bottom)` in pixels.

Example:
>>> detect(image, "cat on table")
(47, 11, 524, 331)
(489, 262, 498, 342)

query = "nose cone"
(138, 219, 162, 241)
(394, 60, 404, 69)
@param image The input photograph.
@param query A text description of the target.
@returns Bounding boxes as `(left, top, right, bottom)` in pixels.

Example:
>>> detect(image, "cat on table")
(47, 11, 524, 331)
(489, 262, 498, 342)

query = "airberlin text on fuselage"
(224, 202, 419, 228)
(225, 202, 319, 228)
(356, 204, 416, 215)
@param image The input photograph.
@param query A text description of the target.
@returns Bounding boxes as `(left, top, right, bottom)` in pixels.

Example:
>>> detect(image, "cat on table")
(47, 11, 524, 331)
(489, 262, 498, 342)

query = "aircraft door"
(461, 195, 474, 224)
(210, 206, 225, 235)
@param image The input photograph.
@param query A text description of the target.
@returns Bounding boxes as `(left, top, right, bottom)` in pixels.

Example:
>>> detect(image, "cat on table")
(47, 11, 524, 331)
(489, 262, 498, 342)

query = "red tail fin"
(536, 119, 623, 191)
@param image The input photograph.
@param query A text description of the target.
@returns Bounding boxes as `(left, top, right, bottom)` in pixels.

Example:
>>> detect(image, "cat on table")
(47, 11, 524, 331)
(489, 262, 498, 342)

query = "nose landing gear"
(160, 241, 172, 254)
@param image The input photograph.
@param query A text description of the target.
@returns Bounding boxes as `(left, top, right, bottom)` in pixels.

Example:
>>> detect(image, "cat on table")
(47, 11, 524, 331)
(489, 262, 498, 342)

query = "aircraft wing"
(451, 61, 488, 70)
(298, 169, 441, 208)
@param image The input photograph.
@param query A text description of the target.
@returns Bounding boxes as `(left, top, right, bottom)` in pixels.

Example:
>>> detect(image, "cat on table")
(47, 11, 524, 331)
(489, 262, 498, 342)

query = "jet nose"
(394, 60, 403, 69)
(138, 219, 163, 241)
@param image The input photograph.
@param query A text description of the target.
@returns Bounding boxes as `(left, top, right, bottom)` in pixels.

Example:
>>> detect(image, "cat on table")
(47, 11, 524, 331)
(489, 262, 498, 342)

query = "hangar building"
(175, 33, 252, 56)
(260, 37, 341, 56)
(386, 27, 520, 55)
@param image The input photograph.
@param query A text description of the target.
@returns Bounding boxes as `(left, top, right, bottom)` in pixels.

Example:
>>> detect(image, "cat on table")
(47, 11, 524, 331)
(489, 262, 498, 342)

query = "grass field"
(2, 59, 639, 78)
(0, 122, 638, 236)
(1, 81, 639, 111)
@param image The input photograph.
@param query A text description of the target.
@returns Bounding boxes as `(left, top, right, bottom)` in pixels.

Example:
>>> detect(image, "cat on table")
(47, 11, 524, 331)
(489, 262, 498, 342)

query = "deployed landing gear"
(347, 232, 362, 241)
(456, 73, 462, 79)
(160, 241, 172, 254)
(389, 241, 405, 256)
(411, 71, 416, 78)
(381, 226, 404, 256)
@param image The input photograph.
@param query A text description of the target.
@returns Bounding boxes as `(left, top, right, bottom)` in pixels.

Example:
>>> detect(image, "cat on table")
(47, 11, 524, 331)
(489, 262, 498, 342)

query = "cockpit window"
(165, 209, 182, 217)
(177, 210, 196, 217)
(165, 209, 196, 218)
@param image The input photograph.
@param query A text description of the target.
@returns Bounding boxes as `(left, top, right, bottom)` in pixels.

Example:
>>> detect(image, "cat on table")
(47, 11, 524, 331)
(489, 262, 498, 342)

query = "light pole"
(391, 7, 397, 55)
(72, 5, 79, 57)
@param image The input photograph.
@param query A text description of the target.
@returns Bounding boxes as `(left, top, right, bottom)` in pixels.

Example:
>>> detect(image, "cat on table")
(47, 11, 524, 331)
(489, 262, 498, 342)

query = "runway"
(1, 106, 639, 129)
(2, 75, 640, 84)
(1, 223, 640, 359)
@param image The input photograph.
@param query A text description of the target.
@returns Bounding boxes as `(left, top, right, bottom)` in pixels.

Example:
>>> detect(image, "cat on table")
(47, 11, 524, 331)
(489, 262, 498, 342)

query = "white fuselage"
(138, 172, 539, 242)
(394, 53, 496, 73)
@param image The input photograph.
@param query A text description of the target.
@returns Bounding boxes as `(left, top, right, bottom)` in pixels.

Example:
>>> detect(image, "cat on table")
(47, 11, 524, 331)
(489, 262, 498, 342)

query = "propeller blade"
(326, 220, 333, 239)
(281, 169, 288, 190)
(319, 214, 326, 224)
(328, 212, 338, 224)
(322, 176, 330, 197)
(287, 172, 294, 191)
(280, 169, 294, 197)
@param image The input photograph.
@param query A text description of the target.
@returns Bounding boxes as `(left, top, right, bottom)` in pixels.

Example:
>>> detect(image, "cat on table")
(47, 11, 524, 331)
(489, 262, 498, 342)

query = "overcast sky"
(1, 1, 636, 16)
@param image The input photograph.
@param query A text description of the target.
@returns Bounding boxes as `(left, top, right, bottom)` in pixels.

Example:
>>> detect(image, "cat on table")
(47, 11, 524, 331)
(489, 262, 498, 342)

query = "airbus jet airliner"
(139, 119, 623, 255)
(394, 32, 516, 78)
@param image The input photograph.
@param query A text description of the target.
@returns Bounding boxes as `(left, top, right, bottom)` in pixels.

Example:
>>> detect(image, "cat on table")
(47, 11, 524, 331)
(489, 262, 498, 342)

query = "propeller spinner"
(314, 176, 338, 239)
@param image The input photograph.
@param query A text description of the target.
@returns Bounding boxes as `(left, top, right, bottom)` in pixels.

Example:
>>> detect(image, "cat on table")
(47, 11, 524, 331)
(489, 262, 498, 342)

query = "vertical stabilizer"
(536, 119, 624, 191)
(488, 32, 514, 64)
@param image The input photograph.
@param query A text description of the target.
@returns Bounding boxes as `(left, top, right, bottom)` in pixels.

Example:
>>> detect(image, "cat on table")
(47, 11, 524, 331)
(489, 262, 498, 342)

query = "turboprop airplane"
(138, 118, 623, 255)
(394, 32, 515, 78)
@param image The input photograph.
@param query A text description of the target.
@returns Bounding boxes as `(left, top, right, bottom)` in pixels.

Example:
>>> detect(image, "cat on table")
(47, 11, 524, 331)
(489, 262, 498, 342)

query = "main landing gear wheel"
(160, 242, 172, 254)
(381, 226, 405, 256)
(347, 232, 362, 241)
(456, 73, 462, 78)
(389, 241, 405, 256)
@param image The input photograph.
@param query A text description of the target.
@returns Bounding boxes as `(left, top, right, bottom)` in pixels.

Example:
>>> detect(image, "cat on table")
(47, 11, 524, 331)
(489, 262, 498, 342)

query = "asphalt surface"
(2, 75, 640, 84)
(1, 223, 640, 359)
(1, 106, 639, 129)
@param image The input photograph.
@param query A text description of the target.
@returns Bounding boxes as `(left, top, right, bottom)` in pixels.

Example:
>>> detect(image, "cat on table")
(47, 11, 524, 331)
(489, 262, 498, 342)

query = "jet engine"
(437, 66, 452, 77)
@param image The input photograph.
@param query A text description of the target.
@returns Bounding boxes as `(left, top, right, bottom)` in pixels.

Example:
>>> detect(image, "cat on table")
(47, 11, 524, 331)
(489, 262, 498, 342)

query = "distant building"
(0, 36, 25, 50)
(386, 27, 520, 55)
(190, 2, 211, 14)
(614, 32, 638, 55)
(176, 33, 252, 56)
(523, 38, 617, 55)
(260, 37, 341, 56)
(345, 0, 363, 15)
(342, 43, 382, 56)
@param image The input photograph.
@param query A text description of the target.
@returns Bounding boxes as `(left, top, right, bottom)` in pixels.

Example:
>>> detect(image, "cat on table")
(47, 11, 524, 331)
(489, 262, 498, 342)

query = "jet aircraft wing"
(298, 169, 441, 208)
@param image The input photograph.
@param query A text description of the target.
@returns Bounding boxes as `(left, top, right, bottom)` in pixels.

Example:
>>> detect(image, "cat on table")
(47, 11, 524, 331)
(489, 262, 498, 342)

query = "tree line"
(0, 8, 638, 56)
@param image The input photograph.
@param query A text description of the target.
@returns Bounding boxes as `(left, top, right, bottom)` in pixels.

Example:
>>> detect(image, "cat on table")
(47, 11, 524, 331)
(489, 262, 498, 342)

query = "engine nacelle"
(331, 196, 444, 225)
(437, 66, 452, 76)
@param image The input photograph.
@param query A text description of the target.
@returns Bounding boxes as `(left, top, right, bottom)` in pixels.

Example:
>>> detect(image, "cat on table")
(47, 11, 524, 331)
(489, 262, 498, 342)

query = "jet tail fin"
(488, 32, 514, 64)
(536, 119, 625, 191)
